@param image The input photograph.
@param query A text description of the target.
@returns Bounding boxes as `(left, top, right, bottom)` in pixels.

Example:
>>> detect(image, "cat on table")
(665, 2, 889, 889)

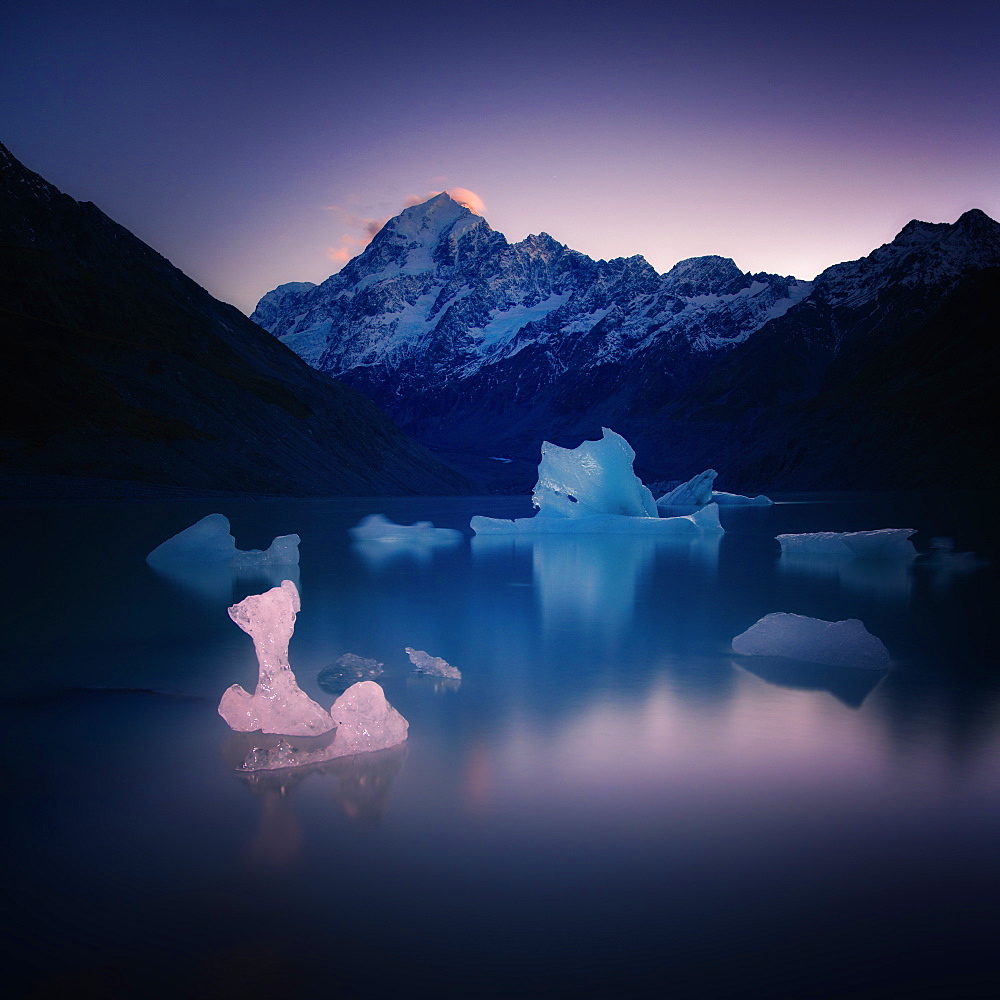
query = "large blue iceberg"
(471, 428, 724, 536)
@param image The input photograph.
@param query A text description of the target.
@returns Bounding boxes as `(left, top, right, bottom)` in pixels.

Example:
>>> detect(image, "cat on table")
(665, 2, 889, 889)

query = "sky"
(3, 0, 998, 314)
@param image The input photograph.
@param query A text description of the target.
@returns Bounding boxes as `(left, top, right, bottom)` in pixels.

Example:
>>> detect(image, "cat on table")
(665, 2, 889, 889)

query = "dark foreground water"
(3, 493, 999, 999)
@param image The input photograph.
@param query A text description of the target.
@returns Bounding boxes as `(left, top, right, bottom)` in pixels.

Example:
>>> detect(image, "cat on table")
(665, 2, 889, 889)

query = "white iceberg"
(147, 513, 300, 567)
(471, 428, 723, 535)
(656, 469, 716, 507)
(405, 646, 462, 680)
(777, 529, 916, 560)
(349, 513, 463, 545)
(731, 612, 889, 670)
(218, 580, 335, 736)
(655, 469, 772, 510)
(239, 682, 410, 772)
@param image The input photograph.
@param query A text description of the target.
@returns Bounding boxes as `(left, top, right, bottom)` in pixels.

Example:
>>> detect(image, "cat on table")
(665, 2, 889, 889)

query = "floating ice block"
(238, 682, 409, 771)
(777, 529, 916, 559)
(349, 513, 463, 544)
(318, 653, 384, 694)
(147, 513, 300, 566)
(656, 470, 772, 509)
(471, 503, 723, 536)
(218, 580, 334, 735)
(406, 647, 462, 680)
(732, 612, 889, 670)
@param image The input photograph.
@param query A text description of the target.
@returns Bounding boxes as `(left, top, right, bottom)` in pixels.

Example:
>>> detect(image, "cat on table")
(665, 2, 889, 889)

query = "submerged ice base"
(472, 503, 723, 536)
(147, 513, 300, 567)
(218, 580, 334, 736)
(732, 612, 890, 670)
(238, 681, 409, 772)
(777, 529, 916, 559)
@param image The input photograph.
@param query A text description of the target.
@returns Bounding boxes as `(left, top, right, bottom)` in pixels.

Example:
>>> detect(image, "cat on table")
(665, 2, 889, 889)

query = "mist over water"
(3, 494, 999, 998)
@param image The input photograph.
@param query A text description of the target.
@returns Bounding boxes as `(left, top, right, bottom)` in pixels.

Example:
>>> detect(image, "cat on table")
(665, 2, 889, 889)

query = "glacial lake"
(3, 493, 999, 999)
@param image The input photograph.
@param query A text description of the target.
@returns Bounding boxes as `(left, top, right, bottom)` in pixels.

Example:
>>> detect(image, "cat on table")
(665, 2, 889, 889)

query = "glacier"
(777, 529, 917, 559)
(471, 429, 723, 535)
(147, 513, 300, 567)
(732, 613, 890, 670)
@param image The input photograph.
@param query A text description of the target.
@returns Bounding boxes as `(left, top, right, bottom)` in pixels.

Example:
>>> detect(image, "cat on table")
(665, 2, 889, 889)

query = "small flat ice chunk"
(318, 653, 384, 694)
(406, 646, 462, 680)
(777, 529, 916, 559)
(218, 580, 334, 736)
(711, 491, 773, 506)
(147, 513, 300, 566)
(471, 502, 723, 536)
(239, 681, 409, 771)
(656, 469, 717, 507)
(732, 612, 889, 670)
(349, 513, 463, 544)
(532, 428, 658, 519)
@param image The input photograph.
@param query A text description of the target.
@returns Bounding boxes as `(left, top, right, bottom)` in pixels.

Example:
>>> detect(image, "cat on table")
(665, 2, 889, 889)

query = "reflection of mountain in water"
(222, 734, 407, 864)
(732, 657, 886, 708)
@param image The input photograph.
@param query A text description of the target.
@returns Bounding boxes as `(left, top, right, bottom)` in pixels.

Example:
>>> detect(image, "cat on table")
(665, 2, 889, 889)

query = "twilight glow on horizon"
(4, 0, 998, 314)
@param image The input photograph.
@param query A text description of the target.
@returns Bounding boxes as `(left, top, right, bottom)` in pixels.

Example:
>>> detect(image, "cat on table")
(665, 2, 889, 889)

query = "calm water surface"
(3, 493, 999, 998)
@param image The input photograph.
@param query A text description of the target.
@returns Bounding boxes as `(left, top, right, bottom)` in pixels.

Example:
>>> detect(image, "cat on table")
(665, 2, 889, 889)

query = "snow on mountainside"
(254, 195, 1000, 491)
(252, 193, 810, 468)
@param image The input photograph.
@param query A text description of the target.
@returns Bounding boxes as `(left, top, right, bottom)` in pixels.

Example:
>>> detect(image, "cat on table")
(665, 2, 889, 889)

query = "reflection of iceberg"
(778, 551, 914, 605)
(472, 428, 722, 535)
(732, 613, 889, 670)
(777, 529, 916, 559)
(733, 658, 885, 708)
(656, 469, 772, 510)
(218, 580, 334, 736)
(230, 741, 408, 861)
(147, 513, 300, 566)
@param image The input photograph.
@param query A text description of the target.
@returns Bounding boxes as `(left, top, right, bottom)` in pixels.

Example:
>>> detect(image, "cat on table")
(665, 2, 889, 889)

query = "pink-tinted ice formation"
(218, 580, 335, 736)
(239, 682, 409, 772)
(406, 646, 462, 680)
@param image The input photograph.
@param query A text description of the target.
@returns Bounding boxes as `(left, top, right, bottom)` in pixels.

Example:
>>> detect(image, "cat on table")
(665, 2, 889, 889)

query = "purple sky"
(4, 0, 998, 314)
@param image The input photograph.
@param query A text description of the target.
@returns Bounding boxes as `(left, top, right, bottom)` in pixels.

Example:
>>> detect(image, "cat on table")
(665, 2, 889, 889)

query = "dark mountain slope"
(0, 143, 471, 497)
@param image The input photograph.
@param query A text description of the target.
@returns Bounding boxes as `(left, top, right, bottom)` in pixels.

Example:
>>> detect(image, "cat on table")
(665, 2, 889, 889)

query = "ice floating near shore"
(147, 513, 299, 566)
(349, 513, 463, 545)
(218, 580, 334, 735)
(655, 469, 772, 510)
(406, 647, 462, 680)
(732, 612, 890, 670)
(777, 529, 916, 560)
(239, 682, 409, 772)
(471, 428, 723, 535)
